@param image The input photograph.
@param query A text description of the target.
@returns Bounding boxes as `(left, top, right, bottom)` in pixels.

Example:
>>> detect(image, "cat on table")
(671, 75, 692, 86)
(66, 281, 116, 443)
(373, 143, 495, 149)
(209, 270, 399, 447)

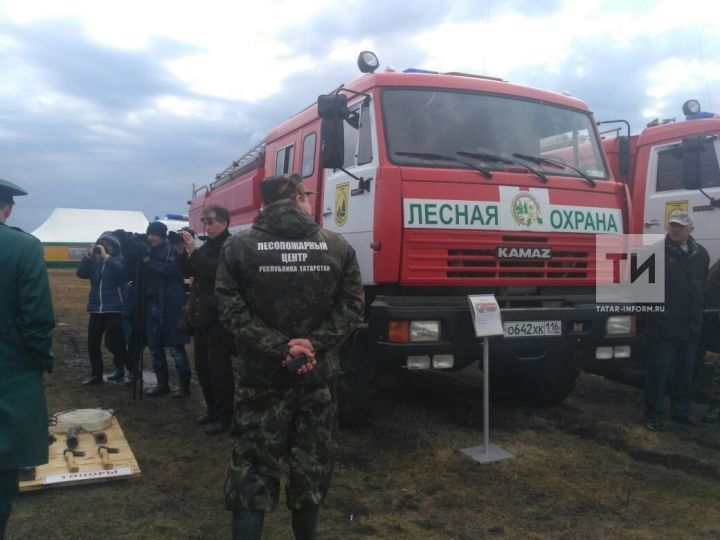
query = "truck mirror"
(318, 94, 348, 169)
(618, 136, 630, 177)
(317, 94, 348, 120)
(681, 135, 704, 190)
(320, 116, 345, 169)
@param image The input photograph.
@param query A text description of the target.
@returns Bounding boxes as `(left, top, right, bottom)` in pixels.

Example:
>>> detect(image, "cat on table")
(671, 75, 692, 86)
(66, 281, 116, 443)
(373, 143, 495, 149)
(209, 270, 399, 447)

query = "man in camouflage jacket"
(216, 174, 364, 540)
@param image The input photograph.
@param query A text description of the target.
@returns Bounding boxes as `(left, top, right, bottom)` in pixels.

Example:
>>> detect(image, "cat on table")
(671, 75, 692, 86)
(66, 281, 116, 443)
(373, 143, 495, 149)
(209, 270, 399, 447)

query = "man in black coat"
(176, 205, 235, 434)
(143, 221, 192, 397)
(701, 259, 720, 422)
(644, 211, 709, 431)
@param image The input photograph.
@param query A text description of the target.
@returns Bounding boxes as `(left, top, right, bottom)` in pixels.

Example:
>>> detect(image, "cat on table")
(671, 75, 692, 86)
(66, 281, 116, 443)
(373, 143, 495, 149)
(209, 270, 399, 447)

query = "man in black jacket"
(176, 205, 235, 434)
(701, 259, 720, 422)
(644, 211, 709, 431)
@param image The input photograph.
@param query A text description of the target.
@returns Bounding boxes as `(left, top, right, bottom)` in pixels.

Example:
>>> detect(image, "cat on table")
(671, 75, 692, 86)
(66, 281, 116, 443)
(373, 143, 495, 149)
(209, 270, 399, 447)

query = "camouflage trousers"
(224, 383, 337, 512)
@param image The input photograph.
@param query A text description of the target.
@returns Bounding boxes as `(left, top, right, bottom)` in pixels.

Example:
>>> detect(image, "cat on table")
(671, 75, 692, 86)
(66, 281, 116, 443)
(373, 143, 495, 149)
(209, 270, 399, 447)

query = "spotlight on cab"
(357, 51, 379, 73)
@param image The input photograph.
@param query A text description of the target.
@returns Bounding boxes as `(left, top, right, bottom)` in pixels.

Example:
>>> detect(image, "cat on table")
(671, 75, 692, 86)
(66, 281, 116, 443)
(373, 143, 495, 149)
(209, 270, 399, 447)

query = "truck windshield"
(382, 88, 609, 180)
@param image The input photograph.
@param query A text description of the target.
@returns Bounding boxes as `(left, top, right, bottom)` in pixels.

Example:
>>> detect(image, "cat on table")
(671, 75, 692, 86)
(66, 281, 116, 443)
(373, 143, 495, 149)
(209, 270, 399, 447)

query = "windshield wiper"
(512, 153, 596, 187)
(458, 150, 548, 184)
(395, 151, 493, 179)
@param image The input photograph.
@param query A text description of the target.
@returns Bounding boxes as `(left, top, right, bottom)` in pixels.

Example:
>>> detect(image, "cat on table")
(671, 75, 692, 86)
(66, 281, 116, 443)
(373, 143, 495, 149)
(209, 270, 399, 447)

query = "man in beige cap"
(644, 211, 709, 430)
(0, 178, 54, 539)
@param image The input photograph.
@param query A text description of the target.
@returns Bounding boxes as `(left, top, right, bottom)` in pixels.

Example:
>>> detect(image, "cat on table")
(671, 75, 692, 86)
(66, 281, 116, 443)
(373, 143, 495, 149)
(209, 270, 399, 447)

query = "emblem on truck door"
(335, 182, 349, 226)
(511, 192, 543, 227)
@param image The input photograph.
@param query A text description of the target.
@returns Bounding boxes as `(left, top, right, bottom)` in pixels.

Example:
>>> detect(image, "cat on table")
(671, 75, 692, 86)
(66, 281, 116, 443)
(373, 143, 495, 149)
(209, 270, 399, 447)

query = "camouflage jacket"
(216, 200, 364, 386)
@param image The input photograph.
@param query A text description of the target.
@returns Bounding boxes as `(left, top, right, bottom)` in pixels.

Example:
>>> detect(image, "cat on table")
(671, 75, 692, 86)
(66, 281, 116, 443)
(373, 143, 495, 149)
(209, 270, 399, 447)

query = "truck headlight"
(410, 320, 440, 342)
(606, 315, 632, 335)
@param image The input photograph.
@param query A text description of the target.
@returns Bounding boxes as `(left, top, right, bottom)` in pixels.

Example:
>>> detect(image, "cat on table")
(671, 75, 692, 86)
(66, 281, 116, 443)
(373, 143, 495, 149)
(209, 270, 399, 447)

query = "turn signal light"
(388, 320, 409, 342)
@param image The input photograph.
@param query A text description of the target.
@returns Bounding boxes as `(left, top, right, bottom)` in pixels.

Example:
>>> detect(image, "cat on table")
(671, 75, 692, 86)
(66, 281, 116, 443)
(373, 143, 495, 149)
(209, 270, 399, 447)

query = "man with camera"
(76, 232, 128, 385)
(175, 205, 235, 434)
(216, 174, 364, 539)
(0, 178, 54, 539)
(143, 221, 192, 398)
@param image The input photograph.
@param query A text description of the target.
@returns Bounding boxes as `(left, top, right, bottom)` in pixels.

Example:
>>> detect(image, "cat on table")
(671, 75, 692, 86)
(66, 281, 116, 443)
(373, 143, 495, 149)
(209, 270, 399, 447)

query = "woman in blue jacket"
(76, 231, 128, 384)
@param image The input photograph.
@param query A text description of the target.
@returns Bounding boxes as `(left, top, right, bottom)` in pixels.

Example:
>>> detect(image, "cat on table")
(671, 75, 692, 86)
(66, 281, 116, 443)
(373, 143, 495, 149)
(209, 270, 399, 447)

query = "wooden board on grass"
(19, 416, 141, 492)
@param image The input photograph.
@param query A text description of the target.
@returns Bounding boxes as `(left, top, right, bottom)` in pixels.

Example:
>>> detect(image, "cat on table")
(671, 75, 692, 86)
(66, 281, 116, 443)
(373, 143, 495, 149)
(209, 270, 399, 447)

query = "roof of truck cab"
(636, 117, 720, 147)
(265, 71, 593, 144)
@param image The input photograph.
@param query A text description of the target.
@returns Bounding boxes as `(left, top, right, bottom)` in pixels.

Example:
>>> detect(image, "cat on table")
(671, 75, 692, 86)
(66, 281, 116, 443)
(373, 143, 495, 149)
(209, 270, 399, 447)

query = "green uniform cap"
(0, 177, 28, 204)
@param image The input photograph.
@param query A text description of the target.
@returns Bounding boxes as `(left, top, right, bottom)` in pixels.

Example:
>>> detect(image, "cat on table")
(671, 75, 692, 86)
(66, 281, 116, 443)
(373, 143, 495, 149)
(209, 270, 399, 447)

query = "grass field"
(7, 269, 720, 539)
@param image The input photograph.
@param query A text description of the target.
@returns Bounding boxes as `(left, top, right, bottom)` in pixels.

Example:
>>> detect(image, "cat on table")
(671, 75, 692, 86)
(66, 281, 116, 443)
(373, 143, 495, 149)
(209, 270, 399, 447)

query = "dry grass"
(7, 269, 720, 539)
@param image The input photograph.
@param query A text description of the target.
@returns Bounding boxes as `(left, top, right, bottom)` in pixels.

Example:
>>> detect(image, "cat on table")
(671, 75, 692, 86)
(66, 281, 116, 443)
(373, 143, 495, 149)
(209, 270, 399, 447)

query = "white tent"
(32, 208, 149, 243)
(33, 209, 149, 266)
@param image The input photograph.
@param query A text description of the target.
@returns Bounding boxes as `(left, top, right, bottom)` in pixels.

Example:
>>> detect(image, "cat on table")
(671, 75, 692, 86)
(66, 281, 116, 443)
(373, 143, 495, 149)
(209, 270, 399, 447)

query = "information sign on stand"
(460, 295, 514, 464)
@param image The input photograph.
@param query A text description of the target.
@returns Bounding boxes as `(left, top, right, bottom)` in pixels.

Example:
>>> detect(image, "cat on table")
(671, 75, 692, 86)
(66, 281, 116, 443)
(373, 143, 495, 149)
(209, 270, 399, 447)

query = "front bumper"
(367, 295, 637, 369)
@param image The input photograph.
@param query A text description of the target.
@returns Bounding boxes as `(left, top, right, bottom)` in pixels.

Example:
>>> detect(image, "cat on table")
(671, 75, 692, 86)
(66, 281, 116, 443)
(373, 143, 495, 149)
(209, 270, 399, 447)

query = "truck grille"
(402, 232, 595, 286)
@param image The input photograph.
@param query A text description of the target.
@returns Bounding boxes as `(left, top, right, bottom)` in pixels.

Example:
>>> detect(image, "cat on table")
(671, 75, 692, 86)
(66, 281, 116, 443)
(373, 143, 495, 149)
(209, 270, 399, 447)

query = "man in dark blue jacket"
(143, 221, 191, 398)
(76, 231, 128, 384)
(644, 211, 709, 431)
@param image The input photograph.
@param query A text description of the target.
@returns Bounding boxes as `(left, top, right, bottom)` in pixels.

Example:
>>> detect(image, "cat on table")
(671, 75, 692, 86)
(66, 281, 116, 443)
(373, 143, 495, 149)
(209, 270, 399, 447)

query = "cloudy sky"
(1, 0, 719, 232)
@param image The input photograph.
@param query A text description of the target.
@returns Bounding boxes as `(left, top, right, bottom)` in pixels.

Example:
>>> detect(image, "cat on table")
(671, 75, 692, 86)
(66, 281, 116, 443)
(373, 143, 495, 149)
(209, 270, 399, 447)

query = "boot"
(292, 505, 319, 540)
(145, 367, 169, 396)
(232, 510, 264, 540)
(173, 372, 191, 399)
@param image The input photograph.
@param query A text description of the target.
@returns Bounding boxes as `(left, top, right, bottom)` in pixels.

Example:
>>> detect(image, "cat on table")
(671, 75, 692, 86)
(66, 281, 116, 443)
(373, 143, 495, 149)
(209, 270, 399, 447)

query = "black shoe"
(645, 417, 663, 431)
(671, 415, 706, 427)
(205, 419, 230, 435)
(145, 383, 170, 396)
(82, 375, 103, 385)
(106, 369, 125, 382)
(196, 414, 214, 425)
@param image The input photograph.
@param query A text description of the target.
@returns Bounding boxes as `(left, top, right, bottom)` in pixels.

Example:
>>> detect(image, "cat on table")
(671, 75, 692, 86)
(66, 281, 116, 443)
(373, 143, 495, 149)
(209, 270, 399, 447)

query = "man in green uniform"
(0, 178, 55, 539)
(216, 174, 364, 540)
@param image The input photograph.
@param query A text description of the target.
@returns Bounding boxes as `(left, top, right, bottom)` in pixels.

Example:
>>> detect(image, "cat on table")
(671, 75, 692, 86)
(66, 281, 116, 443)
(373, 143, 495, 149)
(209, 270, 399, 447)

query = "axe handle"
(98, 447, 113, 470)
(64, 451, 79, 473)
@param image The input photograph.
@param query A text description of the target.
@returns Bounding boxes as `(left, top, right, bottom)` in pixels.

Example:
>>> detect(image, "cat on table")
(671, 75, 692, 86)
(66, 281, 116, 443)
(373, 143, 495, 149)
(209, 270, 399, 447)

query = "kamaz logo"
(496, 246, 552, 259)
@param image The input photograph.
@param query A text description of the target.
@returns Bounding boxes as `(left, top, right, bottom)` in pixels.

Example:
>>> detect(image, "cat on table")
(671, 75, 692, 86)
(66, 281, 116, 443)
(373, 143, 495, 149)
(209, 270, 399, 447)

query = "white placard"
(43, 466, 133, 485)
(467, 295, 503, 337)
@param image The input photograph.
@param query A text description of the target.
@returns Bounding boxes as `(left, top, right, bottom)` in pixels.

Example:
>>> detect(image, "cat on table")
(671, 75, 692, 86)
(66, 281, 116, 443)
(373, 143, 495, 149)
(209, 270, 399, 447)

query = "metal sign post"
(460, 295, 514, 464)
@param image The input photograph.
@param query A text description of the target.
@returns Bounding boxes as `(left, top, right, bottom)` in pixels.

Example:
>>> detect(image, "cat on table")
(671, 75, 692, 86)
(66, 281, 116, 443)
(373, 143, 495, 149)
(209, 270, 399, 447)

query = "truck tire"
(336, 329, 380, 428)
(488, 351, 581, 406)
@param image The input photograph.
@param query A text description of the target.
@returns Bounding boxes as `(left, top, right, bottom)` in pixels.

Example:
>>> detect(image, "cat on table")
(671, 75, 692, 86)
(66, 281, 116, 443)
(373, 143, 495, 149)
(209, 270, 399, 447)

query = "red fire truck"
(189, 52, 637, 405)
(598, 101, 720, 381)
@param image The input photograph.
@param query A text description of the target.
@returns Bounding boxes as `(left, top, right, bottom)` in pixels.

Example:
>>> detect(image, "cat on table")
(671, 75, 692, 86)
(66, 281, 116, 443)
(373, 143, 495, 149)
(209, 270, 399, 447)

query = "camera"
(167, 230, 182, 244)
(113, 230, 150, 270)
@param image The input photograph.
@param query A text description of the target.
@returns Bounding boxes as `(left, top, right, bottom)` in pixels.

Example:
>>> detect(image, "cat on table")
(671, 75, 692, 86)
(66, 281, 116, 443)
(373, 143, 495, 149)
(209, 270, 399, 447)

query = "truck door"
(642, 137, 720, 261)
(320, 96, 379, 283)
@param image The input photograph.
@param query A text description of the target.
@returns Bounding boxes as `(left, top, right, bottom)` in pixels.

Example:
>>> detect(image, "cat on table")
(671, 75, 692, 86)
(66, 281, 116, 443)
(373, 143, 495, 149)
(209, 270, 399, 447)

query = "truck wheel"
(488, 351, 581, 406)
(337, 329, 380, 428)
